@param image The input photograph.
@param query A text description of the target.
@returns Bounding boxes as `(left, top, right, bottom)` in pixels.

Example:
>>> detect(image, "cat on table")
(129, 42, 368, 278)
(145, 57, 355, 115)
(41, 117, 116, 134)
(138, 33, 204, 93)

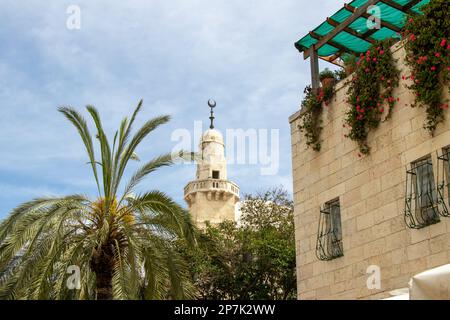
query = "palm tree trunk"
(95, 268, 113, 300)
(91, 244, 114, 300)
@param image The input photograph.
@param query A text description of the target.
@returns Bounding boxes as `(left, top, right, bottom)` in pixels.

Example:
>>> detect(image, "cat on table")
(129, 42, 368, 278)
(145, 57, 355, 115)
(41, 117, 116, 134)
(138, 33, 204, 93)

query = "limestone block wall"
(289, 43, 450, 300)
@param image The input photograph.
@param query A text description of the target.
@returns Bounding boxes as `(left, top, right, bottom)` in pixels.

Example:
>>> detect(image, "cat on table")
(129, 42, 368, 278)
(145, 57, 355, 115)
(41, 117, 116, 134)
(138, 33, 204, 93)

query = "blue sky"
(0, 0, 342, 218)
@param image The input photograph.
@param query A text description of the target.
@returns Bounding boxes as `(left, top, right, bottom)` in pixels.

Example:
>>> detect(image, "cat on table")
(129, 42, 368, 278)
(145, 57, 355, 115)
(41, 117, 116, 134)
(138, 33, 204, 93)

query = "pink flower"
(373, 58, 377, 62)
(435, 52, 441, 58)
(380, 107, 384, 113)
(447, 44, 450, 50)
(379, 50, 385, 55)
(431, 66, 436, 71)
(448, 67, 450, 71)
(418, 56, 427, 63)
(441, 39, 447, 47)
(409, 34, 416, 41)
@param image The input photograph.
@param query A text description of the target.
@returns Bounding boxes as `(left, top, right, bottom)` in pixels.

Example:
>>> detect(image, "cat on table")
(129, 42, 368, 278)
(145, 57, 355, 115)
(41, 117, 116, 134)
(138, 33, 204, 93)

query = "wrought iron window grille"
(437, 149, 450, 217)
(404, 157, 441, 229)
(316, 200, 343, 261)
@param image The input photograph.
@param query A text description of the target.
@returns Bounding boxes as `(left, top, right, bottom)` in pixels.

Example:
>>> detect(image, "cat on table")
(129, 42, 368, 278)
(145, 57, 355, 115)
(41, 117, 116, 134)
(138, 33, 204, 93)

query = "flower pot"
(321, 77, 335, 88)
(345, 65, 356, 76)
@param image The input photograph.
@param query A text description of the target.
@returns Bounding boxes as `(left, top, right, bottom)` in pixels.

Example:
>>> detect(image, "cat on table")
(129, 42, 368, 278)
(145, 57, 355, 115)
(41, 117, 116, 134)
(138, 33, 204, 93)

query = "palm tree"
(0, 100, 197, 300)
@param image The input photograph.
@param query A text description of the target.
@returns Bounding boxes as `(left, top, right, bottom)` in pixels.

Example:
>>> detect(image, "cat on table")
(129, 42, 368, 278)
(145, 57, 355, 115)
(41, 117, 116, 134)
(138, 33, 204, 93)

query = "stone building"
(289, 41, 450, 299)
(184, 101, 240, 227)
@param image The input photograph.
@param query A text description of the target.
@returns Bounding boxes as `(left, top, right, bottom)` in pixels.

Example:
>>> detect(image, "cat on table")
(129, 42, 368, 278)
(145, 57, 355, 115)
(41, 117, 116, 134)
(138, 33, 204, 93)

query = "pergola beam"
(345, 3, 402, 33)
(309, 47, 320, 90)
(304, 0, 381, 59)
(403, 0, 422, 11)
(309, 31, 362, 57)
(297, 0, 425, 91)
(328, 51, 345, 65)
(361, 27, 381, 39)
(380, 0, 408, 13)
(379, 0, 421, 15)
(300, 0, 422, 60)
(326, 17, 377, 44)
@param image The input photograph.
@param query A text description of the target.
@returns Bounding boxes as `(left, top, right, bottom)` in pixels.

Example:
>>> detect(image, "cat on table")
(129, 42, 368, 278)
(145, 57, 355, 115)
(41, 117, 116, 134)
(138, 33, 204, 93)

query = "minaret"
(184, 100, 240, 227)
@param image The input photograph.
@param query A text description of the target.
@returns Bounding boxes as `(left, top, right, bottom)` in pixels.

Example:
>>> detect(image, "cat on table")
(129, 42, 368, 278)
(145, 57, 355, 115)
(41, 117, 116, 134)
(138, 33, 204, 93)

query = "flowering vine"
(403, 0, 449, 134)
(298, 85, 334, 151)
(344, 40, 400, 155)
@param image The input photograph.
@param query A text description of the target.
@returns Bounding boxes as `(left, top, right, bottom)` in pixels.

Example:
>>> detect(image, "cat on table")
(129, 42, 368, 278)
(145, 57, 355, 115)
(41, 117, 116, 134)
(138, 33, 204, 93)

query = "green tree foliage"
(181, 187, 297, 300)
(0, 100, 196, 300)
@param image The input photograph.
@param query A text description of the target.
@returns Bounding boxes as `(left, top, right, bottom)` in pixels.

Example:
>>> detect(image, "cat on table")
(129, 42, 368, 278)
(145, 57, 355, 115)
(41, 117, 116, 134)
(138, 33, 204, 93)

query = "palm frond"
(58, 107, 101, 194)
(86, 106, 113, 202)
(111, 100, 143, 196)
(121, 153, 174, 202)
(114, 115, 170, 195)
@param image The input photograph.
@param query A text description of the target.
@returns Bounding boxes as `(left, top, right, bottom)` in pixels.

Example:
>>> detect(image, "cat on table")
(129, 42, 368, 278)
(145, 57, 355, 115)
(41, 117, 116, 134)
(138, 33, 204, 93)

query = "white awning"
(409, 264, 450, 300)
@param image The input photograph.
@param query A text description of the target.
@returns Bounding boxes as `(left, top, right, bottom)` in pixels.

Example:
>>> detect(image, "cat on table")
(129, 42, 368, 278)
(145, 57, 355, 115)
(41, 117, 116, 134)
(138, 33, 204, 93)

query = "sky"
(0, 0, 343, 218)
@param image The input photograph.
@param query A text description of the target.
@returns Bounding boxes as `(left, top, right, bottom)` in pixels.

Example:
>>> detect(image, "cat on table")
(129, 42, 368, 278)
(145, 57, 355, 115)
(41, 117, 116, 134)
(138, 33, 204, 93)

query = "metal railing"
(437, 149, 450, 217)
(316, 201, 344, 261)
(404, 158, 441, 229)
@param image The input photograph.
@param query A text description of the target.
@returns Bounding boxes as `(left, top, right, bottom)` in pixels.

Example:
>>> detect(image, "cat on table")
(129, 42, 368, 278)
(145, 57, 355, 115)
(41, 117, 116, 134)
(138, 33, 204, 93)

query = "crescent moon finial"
(208, 99, 216, 129)
(208, 99, 216, 108)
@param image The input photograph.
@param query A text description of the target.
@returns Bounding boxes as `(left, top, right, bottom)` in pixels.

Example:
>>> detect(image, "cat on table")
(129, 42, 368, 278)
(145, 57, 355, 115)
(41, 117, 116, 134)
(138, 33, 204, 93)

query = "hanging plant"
(344, 39, 400, 155)
(298, 84, 334, 152)
(403, 0, 449, 134)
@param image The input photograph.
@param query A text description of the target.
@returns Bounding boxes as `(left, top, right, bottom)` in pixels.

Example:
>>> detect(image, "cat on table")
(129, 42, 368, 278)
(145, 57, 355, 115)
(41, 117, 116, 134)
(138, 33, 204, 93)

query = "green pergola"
(295, 0, 430, 89)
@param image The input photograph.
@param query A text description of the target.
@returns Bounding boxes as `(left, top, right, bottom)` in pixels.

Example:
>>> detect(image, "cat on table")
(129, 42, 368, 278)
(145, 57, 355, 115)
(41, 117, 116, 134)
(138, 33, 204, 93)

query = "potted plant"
(344, 55, 357, 75)
(319, 68, 336, 87)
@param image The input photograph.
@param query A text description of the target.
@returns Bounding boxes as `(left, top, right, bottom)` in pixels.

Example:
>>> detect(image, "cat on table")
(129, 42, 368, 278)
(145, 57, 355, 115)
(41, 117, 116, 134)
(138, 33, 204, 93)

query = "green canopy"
(295, 0, 429, 64)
